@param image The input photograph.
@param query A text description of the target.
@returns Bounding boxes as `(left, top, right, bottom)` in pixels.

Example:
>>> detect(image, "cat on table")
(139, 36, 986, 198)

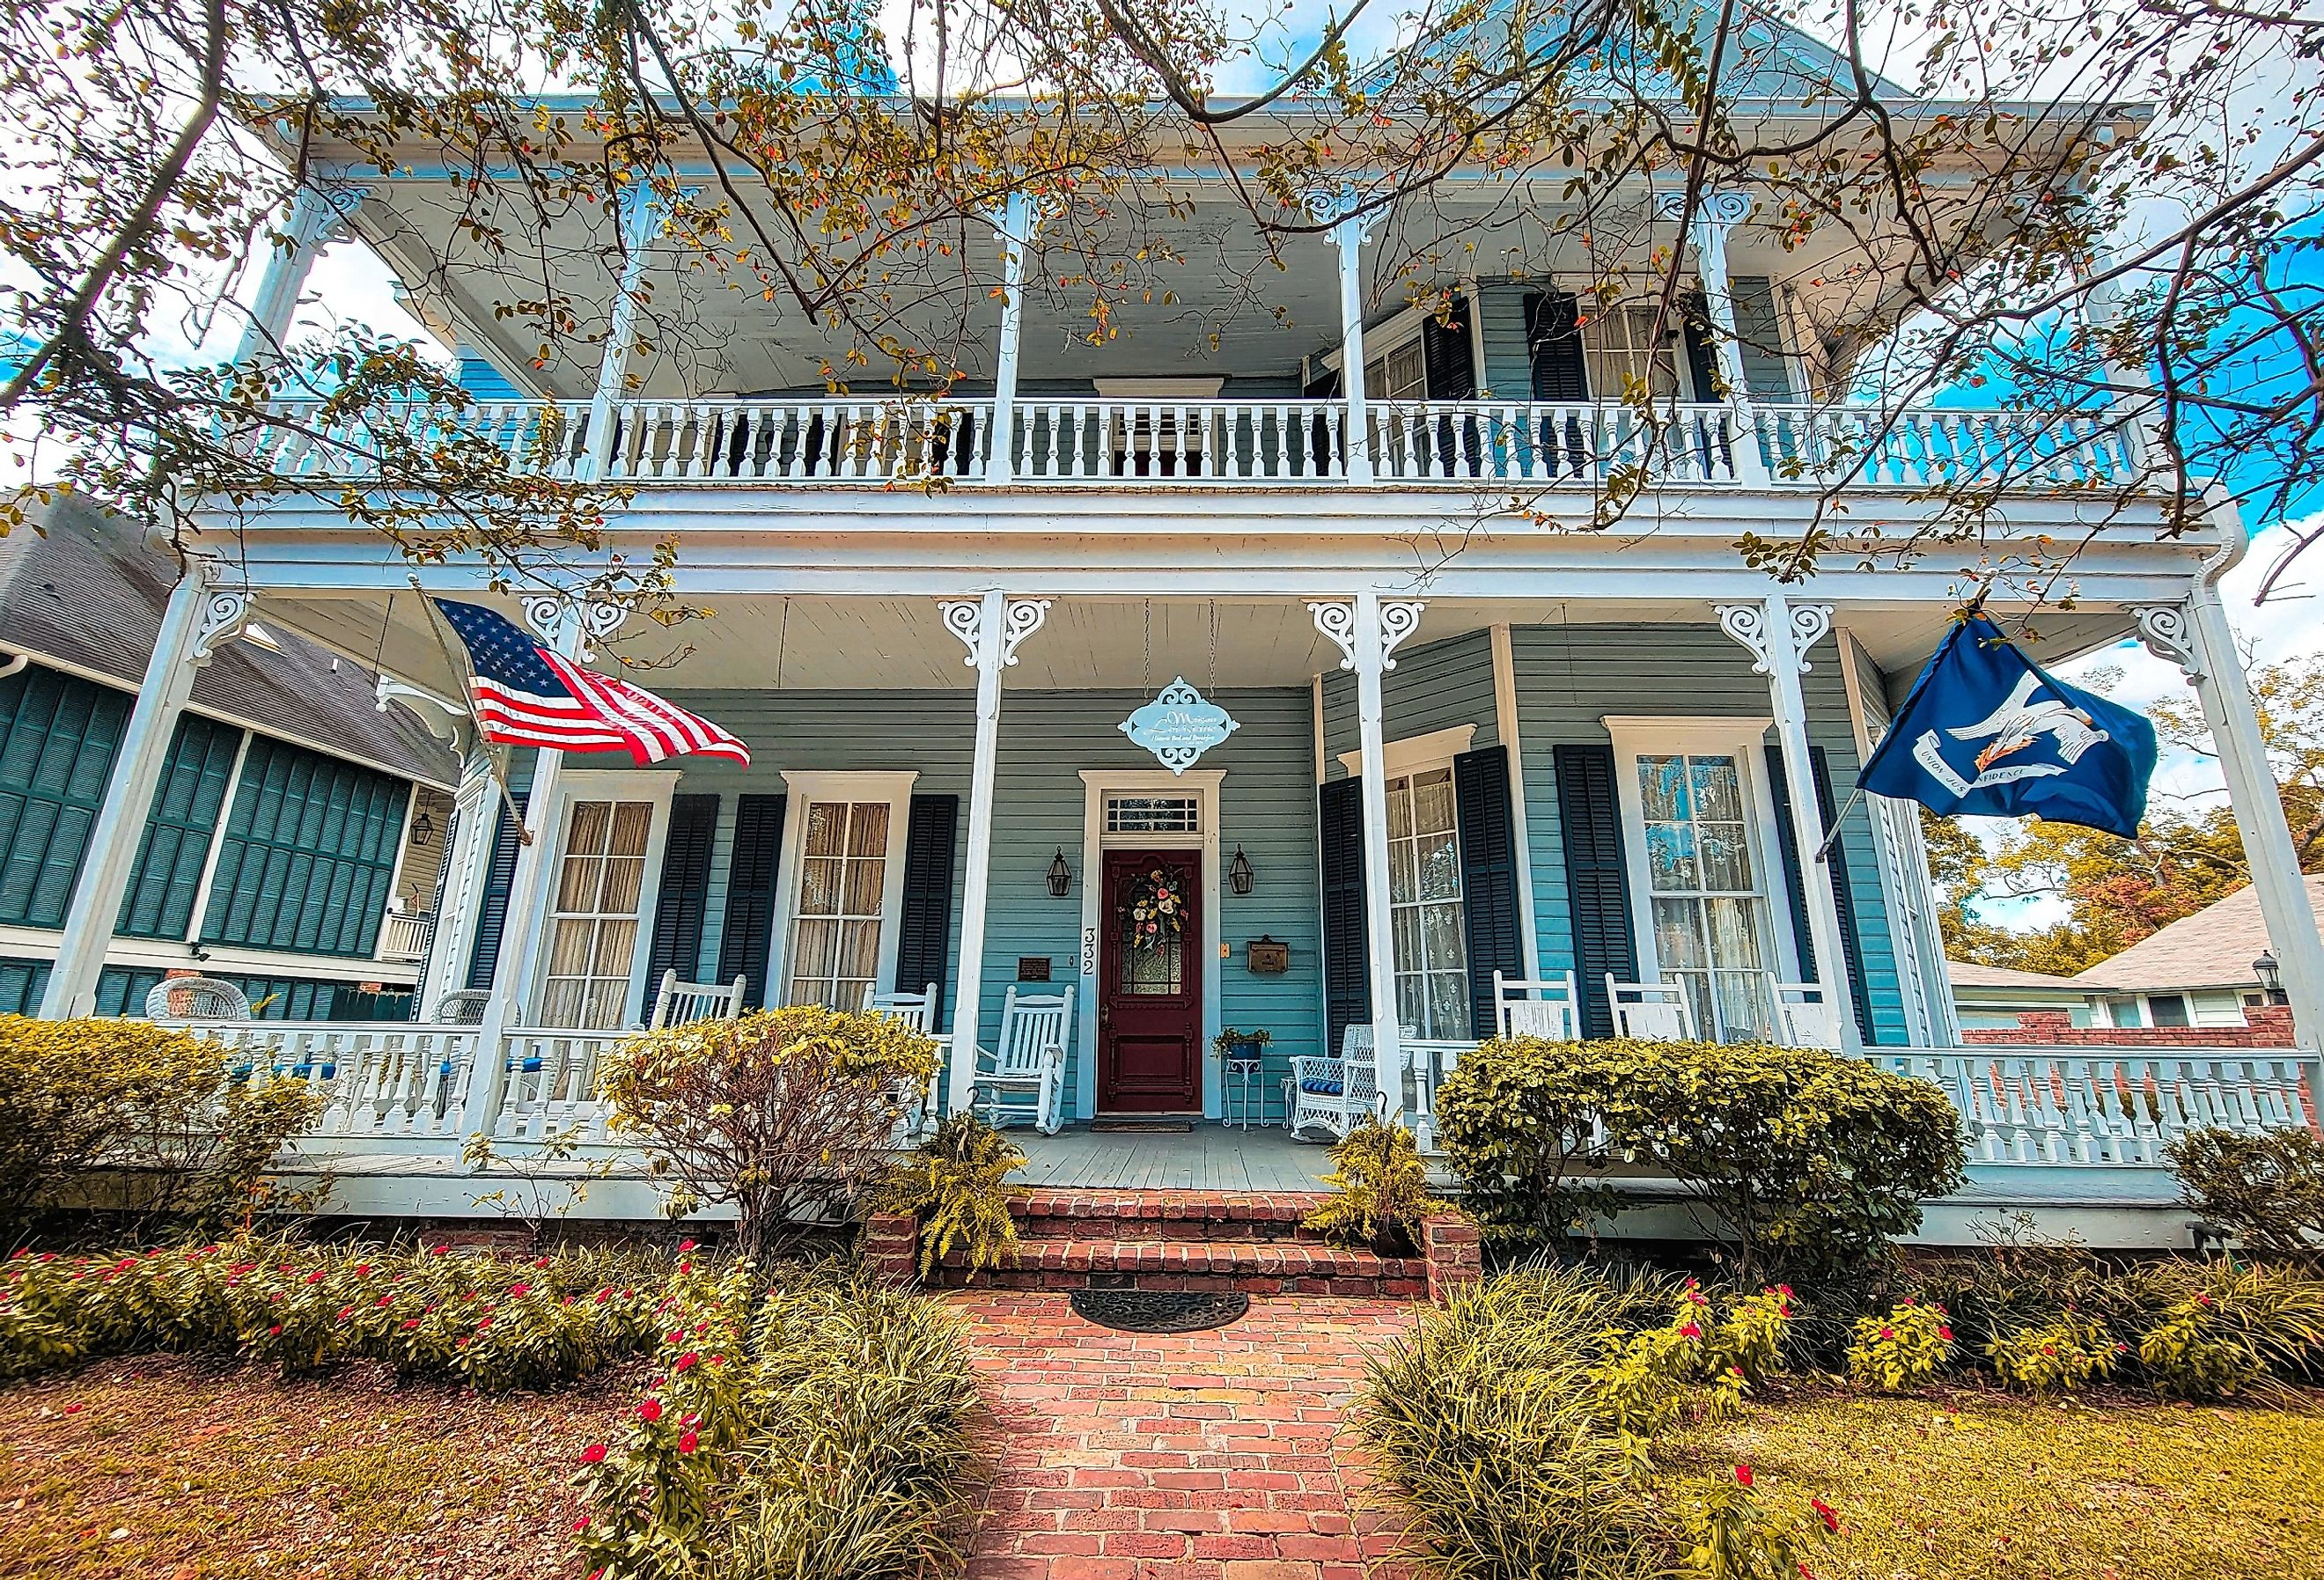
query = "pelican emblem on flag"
(1949, 671, 2111, 777)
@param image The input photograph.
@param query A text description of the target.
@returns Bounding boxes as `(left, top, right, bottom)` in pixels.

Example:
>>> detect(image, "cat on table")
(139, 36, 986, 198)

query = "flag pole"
(1813, 785, 1866, 865)
(408, 576, 533, 846)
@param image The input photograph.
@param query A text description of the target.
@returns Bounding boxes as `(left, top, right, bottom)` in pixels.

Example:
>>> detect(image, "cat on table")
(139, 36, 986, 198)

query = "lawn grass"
(0, 1356, 637, 1579)
(1672, 1385, 2324, 1580)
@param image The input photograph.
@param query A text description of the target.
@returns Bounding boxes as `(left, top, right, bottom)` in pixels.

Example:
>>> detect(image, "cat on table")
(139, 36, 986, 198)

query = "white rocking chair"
(970, 984, 1074, 1135)
(648, 969, 746, 1030)
(869, 982, 942, 1140)
(1492, 970, 1583, 1041)
(1286, 1023, 1381, 1142)
(1769, 977, 1843, 1049)
(1605, 974, 1697, 1040)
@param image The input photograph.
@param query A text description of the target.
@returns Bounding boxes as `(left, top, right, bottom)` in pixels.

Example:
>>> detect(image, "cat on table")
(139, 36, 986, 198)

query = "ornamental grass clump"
(1302, 1116, 1452, 1255)
(576, 1268, 984, 1580)
(878, 1111, 1026, 1281)
(1358, 1263, 1828, 1580)
(600, 1007, 940, 1260)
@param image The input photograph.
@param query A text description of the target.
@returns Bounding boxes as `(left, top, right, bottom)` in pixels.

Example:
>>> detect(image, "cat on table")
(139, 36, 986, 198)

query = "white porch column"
(38, 566, 249, 1018)
(940, 592, 1052, 1111)
(235, 180, 371, 364)
(1658, 187, 1767, 483)
(461, 596, 627, 1129)
(1313, 595, 1426, 1117)
(1716, 595, 1861, 1050)
(985, 193, 1038, 483)
(581, 183, 676, 482)
(1309, 188, 1386, 483)
(1490, 623, 1544, 974)
(417, 757, 500, 1017)
(2134, 510, 2324, 1077)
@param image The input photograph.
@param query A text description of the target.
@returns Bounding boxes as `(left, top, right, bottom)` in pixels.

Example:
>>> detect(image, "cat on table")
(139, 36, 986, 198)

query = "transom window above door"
(1386, 765, 1470, 1040)
(785, 798, 891, 1010)
(1106, 794, 1200, 834)
(1636, 752, 1775, 1041)
(540, 799, 653, 1029)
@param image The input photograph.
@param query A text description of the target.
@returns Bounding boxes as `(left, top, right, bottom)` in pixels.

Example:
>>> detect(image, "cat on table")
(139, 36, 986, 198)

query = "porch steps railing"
(231, 397, 2150, 492)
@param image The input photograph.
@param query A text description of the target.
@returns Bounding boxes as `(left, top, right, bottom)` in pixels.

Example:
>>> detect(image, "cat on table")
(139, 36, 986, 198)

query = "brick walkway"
(951, 1290, 1418, 1580)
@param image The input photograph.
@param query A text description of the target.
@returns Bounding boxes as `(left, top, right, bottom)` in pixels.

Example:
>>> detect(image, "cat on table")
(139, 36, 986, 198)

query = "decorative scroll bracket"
(1715, 600, 1830, 675)
(1379, 599, 1427, 670)
(1308, 599, 1359, 671)
(2132, 604, 2203, 681)
(1000, 598, 1053, 667)
(939, 596, 1052, 669)
(189, 564, 252, 669)
(522, 593, 626, 661)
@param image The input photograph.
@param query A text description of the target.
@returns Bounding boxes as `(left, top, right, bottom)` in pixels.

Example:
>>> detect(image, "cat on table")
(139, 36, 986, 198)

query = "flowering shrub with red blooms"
(0, 1240, 685, 1387)
(1985, 1313, 2122, 1394)
(1591, 1280, 1796, 1439)
(1847, 1298, 1954, 1392)
(1675, 1463, 1835, 1580)
(576, 1268, 982, 1580)
(2134, 1260, 2324, 1400)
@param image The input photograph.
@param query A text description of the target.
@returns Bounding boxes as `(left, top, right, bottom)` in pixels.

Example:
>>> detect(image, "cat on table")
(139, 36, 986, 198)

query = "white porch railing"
(376, 911, 433, 963)
(231, 397, 2148, 492)
(1401, 1041, 2312, 1165)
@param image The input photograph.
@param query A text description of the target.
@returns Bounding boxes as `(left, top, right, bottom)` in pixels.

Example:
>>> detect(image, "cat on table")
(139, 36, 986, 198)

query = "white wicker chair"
(435, 988, 491, 1025)
(1492, 970, 1583, 1040)
(1286, 1023, 1380, 1142)
(648, 969, 746, 1030)
(144, 975, 252, 1023)
(969, 985, 1074, 1134)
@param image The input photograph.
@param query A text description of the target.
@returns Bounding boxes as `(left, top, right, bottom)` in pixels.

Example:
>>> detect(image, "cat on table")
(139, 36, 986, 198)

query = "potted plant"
(1212, 1026, 1272, 1062)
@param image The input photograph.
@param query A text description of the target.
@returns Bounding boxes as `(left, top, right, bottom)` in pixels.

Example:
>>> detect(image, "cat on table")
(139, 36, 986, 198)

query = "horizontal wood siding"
(1510, 622, 1905, 1045)
(1320, 628, 1498, 774)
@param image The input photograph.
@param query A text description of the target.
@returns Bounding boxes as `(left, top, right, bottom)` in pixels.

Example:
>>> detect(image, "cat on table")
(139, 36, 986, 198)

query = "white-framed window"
(1364, 337, 1429, 401)
(1584, 305, 1687, 401)
(772, 770, 916, 1012)
(1605, 717, 1796, 1043)
(1107, 795, 1200, 834)
(1386, 764, 1470, 1040)
(540, 798, 657, 1029)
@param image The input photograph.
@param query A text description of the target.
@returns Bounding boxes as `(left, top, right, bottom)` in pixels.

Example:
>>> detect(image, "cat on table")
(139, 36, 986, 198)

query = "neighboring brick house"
(0, 498, 458, 1019)
(1949, 874, 2320, 1046)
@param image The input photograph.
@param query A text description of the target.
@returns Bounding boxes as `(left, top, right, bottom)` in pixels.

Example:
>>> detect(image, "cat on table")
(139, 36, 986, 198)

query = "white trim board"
(1335, 723, 1476, 780)
(1075, 768, 1225, 1121)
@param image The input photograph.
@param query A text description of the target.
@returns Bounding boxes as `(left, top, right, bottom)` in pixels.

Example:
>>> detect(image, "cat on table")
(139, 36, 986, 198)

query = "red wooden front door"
(1098, 849, 1202, 1113)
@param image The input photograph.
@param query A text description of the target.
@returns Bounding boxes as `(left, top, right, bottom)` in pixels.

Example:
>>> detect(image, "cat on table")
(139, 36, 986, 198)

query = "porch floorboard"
(1007, 1122, 1335, 1193)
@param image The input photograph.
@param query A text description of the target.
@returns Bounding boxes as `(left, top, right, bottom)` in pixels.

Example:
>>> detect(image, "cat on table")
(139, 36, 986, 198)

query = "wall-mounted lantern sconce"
(1047, 849, 1073, 898)
(2254, 951, 2287, 1003)
(409, 811, 437, 849)
(1228, 845, 1254, 896)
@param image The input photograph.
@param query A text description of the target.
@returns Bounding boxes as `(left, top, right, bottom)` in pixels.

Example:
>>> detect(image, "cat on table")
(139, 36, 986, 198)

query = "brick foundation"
(1421, 1212, 1482, 1303)
(860, 1209, 921, 1290)
(1963, 1006, 2297, 1047)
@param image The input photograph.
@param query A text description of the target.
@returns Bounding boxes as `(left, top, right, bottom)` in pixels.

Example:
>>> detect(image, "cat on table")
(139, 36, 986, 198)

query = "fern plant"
(1302, 1116, 1451, 1255)
(879, 1112, 1027, 1280)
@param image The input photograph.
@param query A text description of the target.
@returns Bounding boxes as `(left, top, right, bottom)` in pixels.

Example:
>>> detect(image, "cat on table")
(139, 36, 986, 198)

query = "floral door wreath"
(1125, 864, 1188, 945)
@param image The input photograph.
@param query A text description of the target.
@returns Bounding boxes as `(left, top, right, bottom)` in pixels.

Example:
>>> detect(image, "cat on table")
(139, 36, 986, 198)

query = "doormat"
(1070, 1289, 1250, 1334)
(1090, 1120, 1194, 1133)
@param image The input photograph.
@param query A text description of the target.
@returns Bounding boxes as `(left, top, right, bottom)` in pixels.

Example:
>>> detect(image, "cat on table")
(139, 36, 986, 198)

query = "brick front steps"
(929, 1188, 1430, 1298)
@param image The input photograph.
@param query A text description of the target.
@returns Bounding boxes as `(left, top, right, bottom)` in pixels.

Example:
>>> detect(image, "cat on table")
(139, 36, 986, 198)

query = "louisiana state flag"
(1859, 614, 2157, 838)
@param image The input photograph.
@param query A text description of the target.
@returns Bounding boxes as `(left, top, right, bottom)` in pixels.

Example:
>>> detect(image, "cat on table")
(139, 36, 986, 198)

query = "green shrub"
(1302, 1116, 1452, 1254)
(577, 1270, 983, 1580)
(2167, 1127, 2324, 1267)
(1358, 1263, 1820, 1580)
(1986, 1314, 2122, 1393)
(2134, 1260, 2324, 1399)
(1847, 1299, 1954, 1391)
(0, 1015, 322, 1236)
(1437, 1036, 1967, 1281)
(600, 1007, 939, 1259)
(879, 1111, 1026, 1280)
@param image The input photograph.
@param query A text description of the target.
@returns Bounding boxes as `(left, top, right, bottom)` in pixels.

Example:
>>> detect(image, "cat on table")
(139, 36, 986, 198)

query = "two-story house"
(31, 19, 2323, 1242)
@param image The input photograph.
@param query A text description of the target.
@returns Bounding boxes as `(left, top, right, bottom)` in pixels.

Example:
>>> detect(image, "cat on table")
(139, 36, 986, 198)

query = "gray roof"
(1945, 960, 2092, 992)
(2071, 873, 2324, 992)
(0, 497, 457, 787)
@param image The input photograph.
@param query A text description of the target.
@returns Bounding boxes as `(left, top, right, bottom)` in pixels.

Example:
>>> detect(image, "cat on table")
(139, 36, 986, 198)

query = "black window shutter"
(1762, 744, 1876, 1044)
(1524, 290, 1589, 400)
(1680, 297, 1721, 400)
(894, 793, 959, 1021)
(717, 793, 787, 1010)
(1421, 297, 1477, 399)
(646, 794, 719, 1005)
(1318, 776, 1371, 1055)
(1810, 746, 1875, 1043)
(1763, 745, 1820, 983)
(465, 793, 527, 990)
(1552, 744, 1638, 1039)
(1454, 745, 1524, 1038)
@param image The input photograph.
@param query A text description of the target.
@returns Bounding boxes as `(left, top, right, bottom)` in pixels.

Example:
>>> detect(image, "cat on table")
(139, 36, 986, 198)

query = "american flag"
(432, 599, 750, 767)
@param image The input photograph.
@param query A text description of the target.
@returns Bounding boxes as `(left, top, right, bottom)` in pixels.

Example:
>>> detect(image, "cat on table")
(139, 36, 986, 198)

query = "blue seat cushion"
(1299, 1075, 1345, 1096)
(505, 1056, 544, 1072)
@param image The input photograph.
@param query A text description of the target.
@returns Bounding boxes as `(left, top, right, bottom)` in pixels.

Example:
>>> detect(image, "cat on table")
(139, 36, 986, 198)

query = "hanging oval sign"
(1122, 679, 1239, 774)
